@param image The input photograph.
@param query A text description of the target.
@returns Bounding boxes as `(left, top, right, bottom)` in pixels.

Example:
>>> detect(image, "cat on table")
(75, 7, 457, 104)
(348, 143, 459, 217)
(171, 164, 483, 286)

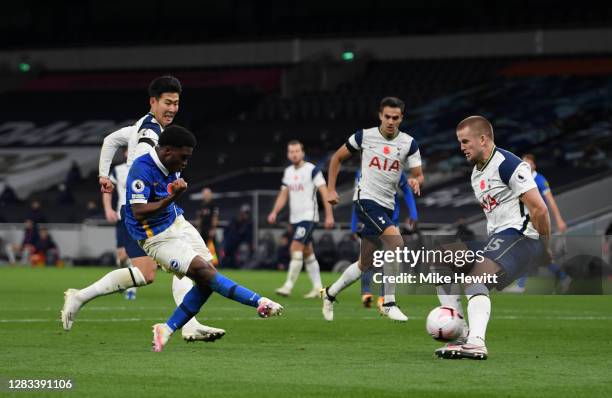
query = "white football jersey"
(282, 161, 326, 223)
(471, 147, 539, 239)
(109, 163, 129, 218)
(98, 113, 163, 178)
(347, 127, 421, 210)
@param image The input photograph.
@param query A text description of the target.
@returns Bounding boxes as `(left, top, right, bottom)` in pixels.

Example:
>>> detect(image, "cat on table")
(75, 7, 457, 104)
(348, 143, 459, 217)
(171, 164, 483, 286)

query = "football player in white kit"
(101, 148, 138, 300)
(267, 140, 335, 298)
(434, 115, 551, 360)
(322, 97, 424, 322)
(61, 75, 225, 342)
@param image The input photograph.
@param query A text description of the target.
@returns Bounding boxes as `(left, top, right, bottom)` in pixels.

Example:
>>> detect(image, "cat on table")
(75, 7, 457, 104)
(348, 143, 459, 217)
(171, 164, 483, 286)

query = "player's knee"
(131, 257, 157, 284)
(188, 256, 217, 282)
(464, 283, 489, 298)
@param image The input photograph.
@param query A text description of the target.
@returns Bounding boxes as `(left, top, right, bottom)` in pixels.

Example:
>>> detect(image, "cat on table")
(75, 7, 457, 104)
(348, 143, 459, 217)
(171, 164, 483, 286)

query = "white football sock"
(304, 254, 322, 290)
(328, 261, 361, 297)
(76, 267, 146, 303)
(282, 251, 303, 290)
(382, 260, 398, 304)
(466, 294, 491, 345)
(436, 284, 464, 318)
(172, 275, 200, 331)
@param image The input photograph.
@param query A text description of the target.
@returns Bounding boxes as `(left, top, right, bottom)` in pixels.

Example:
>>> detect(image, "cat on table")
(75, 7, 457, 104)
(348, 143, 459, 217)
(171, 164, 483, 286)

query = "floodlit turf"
(1, 267, 611, 398)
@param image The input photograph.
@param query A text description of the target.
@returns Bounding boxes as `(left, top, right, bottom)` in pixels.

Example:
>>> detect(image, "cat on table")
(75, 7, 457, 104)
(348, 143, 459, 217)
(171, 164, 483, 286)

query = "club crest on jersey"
(131, 179, 145, 193)
(169, 259, 180, 270)
(480, 194, 498, 212)
(368, 156, 400, 171)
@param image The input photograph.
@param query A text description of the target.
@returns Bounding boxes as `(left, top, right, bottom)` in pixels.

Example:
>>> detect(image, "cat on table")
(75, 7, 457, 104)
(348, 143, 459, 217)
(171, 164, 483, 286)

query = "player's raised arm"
(267, 187, 289, 224)
(99, 127, 132, 193)
(327, 144, 353, 205)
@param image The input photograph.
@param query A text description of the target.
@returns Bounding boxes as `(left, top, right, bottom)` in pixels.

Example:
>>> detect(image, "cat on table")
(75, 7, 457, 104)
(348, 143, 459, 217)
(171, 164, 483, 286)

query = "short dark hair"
(287, 139, 304, 150)
(148, 75, 182, 98)
(379, 97, 405, 114)
(158, 125, 197, 148)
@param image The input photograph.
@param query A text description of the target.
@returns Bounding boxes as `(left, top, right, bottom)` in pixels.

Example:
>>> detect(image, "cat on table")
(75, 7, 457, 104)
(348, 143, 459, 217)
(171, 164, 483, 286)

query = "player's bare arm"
(521, 187, 552, 259)
(98, 127, 132, 193)
(267, 187, 289, 224)
(327, 144, 352, 205)
(102, 192, 118, 223)
(131, 178, 187, 221)
(317, 184, 335, 229)
(408, 165, 424, 196)
(543, 191, 567, 233)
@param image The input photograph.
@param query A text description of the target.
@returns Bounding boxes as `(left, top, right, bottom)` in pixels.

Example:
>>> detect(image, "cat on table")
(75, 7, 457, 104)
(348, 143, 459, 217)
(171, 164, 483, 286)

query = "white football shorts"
(139, 215, 213, 277)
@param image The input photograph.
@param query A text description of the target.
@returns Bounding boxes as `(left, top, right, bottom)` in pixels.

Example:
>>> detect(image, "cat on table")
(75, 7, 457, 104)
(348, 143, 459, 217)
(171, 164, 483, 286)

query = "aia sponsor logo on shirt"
(288, 183, 304, 191)
(368, 156, 400, 172)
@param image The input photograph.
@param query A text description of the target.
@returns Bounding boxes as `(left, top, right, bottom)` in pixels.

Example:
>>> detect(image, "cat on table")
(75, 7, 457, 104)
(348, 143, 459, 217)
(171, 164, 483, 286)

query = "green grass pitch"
(1, 267, 612, 397)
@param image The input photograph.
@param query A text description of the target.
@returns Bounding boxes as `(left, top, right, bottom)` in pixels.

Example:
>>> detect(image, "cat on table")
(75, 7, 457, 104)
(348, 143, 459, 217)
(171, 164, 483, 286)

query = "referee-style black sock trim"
(179, 303, 197, 318)
(228, 285, 237, 300)
(127, 268, 137, 287)
(467, 293, 489, 301)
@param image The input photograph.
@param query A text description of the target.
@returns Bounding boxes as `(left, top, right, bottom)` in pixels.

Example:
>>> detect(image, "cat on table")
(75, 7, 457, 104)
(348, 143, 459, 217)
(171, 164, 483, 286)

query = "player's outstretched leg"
(435, 283, 489, 360)
(321, 261, 362, 321)
(61, 264, 149, 331)
(303, 253, 323, 298)
(379, 231, 408, 322)
(276, 251, 303, 296)
(153, 256, 282, 352)
(172, 276, 225, 342)
(153, 284, 213, 352)
(435, 283, 468, 344)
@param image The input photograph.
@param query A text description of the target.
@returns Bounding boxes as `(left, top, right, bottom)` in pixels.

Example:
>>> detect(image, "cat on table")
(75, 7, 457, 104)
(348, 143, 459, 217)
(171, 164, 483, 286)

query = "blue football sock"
(517, 275, 527, 288)
(209, 273, 261, 307)
(166, 286, 212, 332)
(361, 268, 374, 294)
(548, 263, 568, 280)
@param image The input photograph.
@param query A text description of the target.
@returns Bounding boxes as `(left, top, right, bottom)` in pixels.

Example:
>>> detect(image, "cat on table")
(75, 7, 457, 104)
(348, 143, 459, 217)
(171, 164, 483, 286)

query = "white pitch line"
(2, 315, 612, 323)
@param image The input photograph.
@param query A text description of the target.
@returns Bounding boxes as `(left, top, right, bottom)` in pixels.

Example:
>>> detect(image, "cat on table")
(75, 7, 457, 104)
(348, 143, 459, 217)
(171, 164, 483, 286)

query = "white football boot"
(321, 288, 335, 321)
(61, 289, 83, 331)
(275, 286, 292, 297)
(435, 343, 488, 360)
(256, 297, 284, 318)
(303, 288, 321, 299)
(382, 303, 408, 322)
(182, 321, 226, 343)
(152, 323, 174, 352)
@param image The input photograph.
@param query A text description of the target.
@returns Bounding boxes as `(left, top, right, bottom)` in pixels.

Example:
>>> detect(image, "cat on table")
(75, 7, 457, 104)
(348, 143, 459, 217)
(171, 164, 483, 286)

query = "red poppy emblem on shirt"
(167, 183, 173, 193)
(480, 179, 486, 190)
(383, 146, 390, 155)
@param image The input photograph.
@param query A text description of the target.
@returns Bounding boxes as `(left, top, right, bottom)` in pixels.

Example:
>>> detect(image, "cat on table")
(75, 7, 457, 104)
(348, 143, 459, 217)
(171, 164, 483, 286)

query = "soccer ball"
(425, 306, 463, 341)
